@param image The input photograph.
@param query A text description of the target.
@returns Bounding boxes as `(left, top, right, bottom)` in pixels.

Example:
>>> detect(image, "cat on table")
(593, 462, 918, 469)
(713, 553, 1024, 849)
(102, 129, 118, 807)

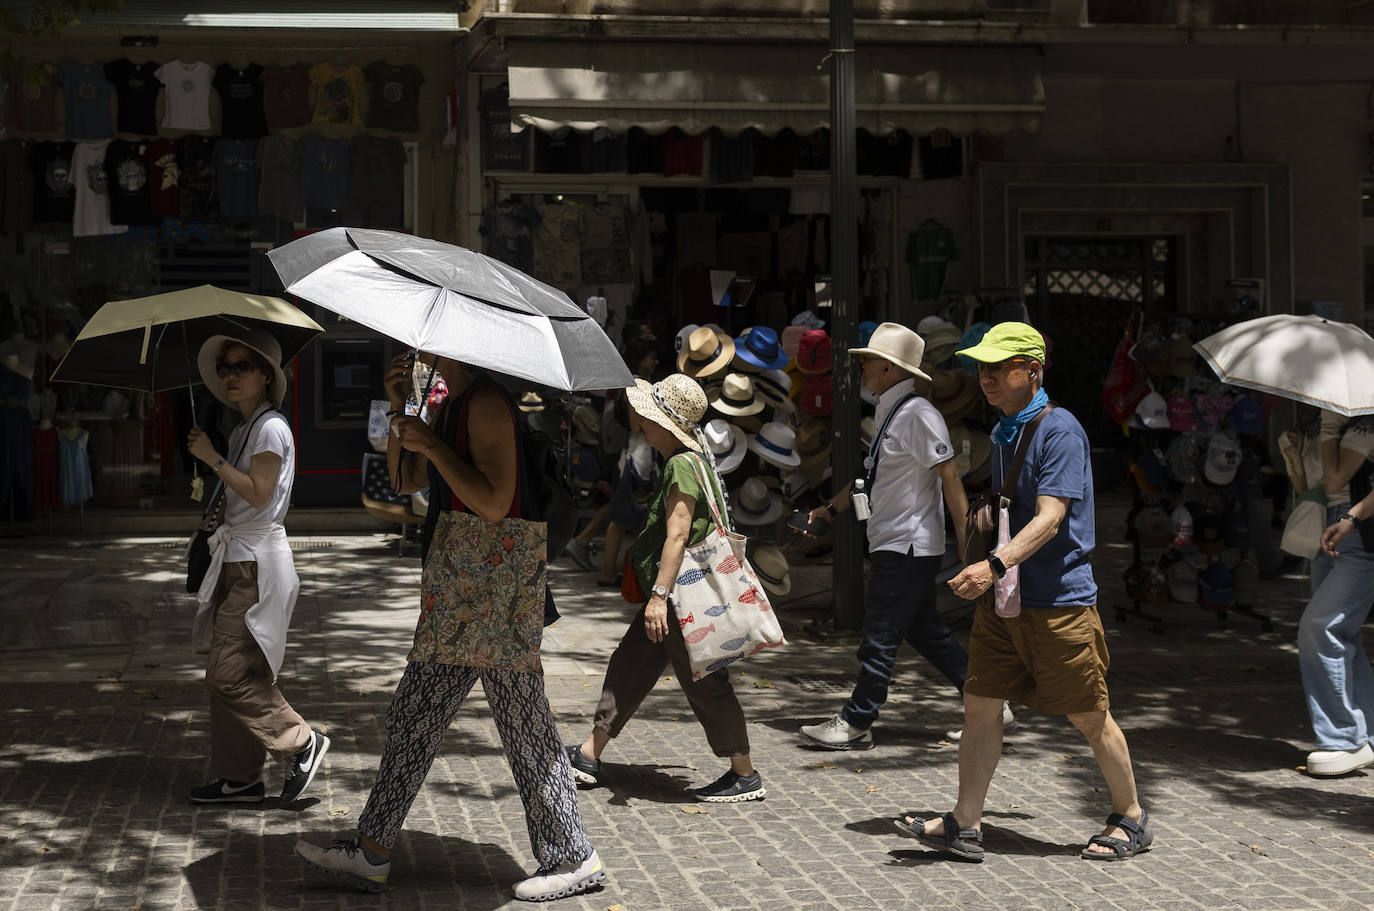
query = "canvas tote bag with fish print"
(671, 453, 786, 681)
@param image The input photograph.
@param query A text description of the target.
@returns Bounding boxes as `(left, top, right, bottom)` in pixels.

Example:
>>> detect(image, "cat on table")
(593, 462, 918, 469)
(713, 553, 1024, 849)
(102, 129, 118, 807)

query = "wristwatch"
(1339, 513, 1359, 524)
(212, 457, 225, 473)
(650, 583, 670, 599)
(824, 501, 838, 517)
(987, 552, 1008, 578)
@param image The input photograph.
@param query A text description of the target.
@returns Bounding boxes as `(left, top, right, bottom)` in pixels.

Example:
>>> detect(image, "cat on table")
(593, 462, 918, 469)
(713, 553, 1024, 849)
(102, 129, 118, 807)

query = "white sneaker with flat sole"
(1306, 742, 1374, 776)
(513, 850, 605, 902)
(799, 713, 874, 750)
(946, 702, 1018, 743)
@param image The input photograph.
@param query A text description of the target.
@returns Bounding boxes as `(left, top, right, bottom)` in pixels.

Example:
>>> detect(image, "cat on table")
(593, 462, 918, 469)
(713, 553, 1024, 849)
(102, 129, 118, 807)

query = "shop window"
(315, 336, 385, 427)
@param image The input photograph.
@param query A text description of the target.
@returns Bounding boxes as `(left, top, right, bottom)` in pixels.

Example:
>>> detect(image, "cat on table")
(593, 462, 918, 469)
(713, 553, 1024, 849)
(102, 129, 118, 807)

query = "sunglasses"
(976, 358, 1034, 376)
(215, 359, 261, 379)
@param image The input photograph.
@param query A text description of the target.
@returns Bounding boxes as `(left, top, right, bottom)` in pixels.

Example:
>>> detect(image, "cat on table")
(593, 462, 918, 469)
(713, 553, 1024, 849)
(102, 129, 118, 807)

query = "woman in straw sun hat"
(566, 373, 768, 804)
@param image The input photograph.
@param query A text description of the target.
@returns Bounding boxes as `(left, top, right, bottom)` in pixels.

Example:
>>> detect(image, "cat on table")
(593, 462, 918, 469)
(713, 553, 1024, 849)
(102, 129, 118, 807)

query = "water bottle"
(851, 478, 871, 521)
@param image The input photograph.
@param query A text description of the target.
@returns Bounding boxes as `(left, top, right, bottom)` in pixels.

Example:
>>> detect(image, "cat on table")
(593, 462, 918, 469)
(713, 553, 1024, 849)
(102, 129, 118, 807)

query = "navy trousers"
(841, 550, 969, 729)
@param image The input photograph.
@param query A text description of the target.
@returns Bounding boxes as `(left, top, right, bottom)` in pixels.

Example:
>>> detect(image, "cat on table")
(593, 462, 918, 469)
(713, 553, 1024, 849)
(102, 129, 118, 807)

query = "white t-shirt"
(71, 140, 127, 237)
(223, 405, 295, 562)
(1302, 421, 1374, 506)
(866, 378, 954, 556)
(156, 61, 213, 130)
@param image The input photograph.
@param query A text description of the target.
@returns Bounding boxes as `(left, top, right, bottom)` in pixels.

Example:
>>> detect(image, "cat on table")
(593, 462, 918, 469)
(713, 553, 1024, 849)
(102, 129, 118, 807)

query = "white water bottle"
(851, 479, 871, 521)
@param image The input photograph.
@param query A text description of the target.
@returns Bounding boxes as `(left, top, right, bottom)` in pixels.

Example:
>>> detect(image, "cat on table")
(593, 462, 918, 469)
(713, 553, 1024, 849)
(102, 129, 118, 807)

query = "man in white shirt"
(797, 322, 989, 750)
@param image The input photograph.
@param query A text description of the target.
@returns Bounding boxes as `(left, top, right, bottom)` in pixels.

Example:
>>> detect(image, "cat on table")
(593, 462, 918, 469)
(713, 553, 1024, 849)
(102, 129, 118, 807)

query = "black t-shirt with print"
(29, 141, 75, 223)
(178, 136, 217, 218)
(104, 59, 161, 135)
(363, 62, 424, 133)
(104, 139, 153, 224)
(213, 64, 268, 139)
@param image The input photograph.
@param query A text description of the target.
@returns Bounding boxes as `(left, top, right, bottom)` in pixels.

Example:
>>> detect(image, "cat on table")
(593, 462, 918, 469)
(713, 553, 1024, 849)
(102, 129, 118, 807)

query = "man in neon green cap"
(895, 321, 1152, 863)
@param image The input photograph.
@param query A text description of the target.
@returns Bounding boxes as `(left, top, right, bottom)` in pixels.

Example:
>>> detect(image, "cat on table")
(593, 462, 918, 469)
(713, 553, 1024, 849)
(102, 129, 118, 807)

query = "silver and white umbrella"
(267, 227, 633, 392)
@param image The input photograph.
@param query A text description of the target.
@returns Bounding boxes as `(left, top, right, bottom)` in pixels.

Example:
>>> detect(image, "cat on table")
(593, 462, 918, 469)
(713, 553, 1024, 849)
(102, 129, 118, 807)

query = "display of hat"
(735, 476, 784, 525)
(572, 404, 601, 445)
(1133, 391, 1170, 430)
(1171, 504, 1194, 544)
(750, 543, 792, 596)
(1194, 392, 1235, 430)
(859, 414, 875, 451)
(517, 391, 545, 412)
(1133, 505, 1174, 550)
(733, 411, 765, 434)
(1199, 561, 1236, 611)
(1135, 448, 1168, 491)
(1165, 434, 1201, 485)
(800, 373, 832, 417)
(796, 330, 833, 375)
(1202, 433, 1241, 486)
(674, 323, 700, 356)
(858, 320, 879, 348)
(791, 309, 826, 331)
(1194, 512, 1226, 556)
(197, 330, 290, 409)
(703, 418, 747, 474)
(955, 322, 992, 373)
(947, 424, 992, 481)
(1163, 549, 1200, 604)
(1169, 334, 1196, 378)
(780, 325, 808, 361)
(732, 326, 790, 371)
(918, 318, 963, 366)
(929, 368, 979, 420)
(710, 372, 766, 417)
(796, 418, 832, 467)
(1166, 394, 1196, 432)
(1130, 331, 1171, 377)
(747, 421, 802, 469)
(624, 374, 709, 453)
(754, 368, 795, 413)
(677, 325, 735, 378)
(849, 321, 932, 380)
(1229, 395, 1264, 434)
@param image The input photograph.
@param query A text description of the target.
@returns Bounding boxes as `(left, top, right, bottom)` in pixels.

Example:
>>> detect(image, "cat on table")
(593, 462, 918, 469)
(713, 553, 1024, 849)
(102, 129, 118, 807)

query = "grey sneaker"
(946, 702, 1017, 743)
(692, 769, 766, 803)
(564, 537, 595, 572)
(513, 850, 606, 902)
(281, 730, 330, 802)
(295, 838, 390, 893)
(799, 713, 874, 751)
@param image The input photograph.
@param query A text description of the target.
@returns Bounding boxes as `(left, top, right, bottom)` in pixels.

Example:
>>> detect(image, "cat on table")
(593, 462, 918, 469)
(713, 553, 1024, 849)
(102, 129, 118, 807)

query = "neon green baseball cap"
(955, 321, 1046, 364)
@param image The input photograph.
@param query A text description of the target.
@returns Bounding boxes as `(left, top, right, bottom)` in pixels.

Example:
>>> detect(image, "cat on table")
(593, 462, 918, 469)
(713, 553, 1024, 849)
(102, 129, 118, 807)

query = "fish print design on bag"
(704, 604, 731, 617)
(677, 611, 694, 629)
(683, 623, 716, 645)
(676, 567, 712, 586)
(738, 588, 760, 605)
(715, 555, 743, 574)
(705, 654, 744, 674)
(720, 634, 752, 652)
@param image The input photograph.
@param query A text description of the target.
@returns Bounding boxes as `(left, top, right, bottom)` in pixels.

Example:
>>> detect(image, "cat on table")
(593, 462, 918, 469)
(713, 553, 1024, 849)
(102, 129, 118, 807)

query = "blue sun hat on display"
(858, 320, 879, 349)
(956, 322, 992, 373)
(733, 325, 790, 371)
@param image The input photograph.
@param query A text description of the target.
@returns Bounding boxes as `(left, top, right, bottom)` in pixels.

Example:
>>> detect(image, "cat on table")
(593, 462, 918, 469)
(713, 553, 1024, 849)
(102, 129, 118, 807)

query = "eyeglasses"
(975, 358, 1033, 376)
(215, 360, 261, 379)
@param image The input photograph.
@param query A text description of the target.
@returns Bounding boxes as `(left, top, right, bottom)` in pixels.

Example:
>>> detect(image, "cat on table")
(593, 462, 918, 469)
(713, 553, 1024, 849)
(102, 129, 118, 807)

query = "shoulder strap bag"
(185, 408, 277, 593)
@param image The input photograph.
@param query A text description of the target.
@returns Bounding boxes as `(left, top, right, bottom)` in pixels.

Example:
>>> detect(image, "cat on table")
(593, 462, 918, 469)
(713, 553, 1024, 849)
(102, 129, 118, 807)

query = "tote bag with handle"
(1280, 487, 1326, 559)
(671, 453, 787, 680)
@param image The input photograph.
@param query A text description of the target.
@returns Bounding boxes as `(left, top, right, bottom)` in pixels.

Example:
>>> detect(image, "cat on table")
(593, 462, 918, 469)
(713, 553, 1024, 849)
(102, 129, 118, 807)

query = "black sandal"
(1080, 810, 1152, 861)
(893, 811, 985, 862)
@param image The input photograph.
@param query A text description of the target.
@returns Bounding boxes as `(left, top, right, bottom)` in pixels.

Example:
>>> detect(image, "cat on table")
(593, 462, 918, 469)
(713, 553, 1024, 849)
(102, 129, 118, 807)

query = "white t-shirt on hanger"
(156, 60, 214, 130)
(71, 140, 127, 237)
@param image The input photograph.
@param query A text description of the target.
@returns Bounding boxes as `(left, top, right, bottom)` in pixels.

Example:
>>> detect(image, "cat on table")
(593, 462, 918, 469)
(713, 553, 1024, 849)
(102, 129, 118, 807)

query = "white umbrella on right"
(1193, 314, 1374, 417)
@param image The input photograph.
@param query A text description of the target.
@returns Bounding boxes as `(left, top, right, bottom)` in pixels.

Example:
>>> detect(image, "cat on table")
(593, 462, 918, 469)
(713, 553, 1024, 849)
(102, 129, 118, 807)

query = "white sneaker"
(513, 850, 606, 902)
(946, 702, 1018, 743)
(564, 537, 595, 572)
(1306, 742, 1374, 777)
(295, 838, 390, 893)
(799, 713, 874, 750)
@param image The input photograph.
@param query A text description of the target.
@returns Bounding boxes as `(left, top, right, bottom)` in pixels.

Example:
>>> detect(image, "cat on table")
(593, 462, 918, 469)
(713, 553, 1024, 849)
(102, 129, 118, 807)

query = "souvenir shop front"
(0, 25, 457, 526)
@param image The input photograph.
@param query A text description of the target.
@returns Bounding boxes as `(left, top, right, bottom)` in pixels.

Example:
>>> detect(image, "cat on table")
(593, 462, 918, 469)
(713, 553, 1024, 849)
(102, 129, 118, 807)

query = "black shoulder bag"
(185, 409, 277, 593)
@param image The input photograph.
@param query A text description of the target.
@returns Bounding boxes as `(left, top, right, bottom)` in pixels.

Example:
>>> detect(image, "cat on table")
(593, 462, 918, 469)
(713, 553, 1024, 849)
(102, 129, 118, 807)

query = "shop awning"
(505, 42, 1044, 137)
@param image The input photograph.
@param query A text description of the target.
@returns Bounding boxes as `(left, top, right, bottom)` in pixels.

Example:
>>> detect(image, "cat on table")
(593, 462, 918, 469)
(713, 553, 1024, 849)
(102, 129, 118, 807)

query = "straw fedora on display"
(710, 372, 766, 417)
(677, 326, 735, 378)
(703, 418, 747, 474)
(624, 374, 708, 452)
(733, 326, 790, 371)
(754, 368, 794, 413)
(849, 321, 932, 380)
(750, 544, 792, 596)
(198, 330, 289, 409)
(572, 404, 601, 445)
(929, 368, 980, 420)
(796, 418, 832, 467)
(747, 421, 802, 469)
(920, 323, 963, 366)
(796, 330, 833, 375)
(518, 391, 545, 412)
(735, 476, 784, 525)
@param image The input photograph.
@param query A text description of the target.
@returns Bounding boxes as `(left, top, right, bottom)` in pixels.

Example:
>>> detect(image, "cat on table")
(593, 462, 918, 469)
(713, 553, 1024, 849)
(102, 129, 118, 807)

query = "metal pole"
(828, 0, 864, 630)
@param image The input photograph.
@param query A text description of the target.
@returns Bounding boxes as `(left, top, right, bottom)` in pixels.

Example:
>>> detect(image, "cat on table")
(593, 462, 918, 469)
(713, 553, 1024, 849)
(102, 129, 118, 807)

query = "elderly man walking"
(896, 322, 1152, 862)
(797, 322, 1009, 750)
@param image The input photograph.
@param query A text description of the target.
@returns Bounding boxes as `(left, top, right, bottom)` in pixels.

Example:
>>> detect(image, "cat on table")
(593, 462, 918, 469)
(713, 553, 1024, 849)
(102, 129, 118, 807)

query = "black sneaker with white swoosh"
(281, 730, 331, 802)
(188, 778, 266, 804)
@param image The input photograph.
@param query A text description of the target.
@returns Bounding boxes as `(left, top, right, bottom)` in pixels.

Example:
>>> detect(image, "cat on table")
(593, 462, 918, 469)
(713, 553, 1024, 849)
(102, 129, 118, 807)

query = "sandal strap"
(1105, 812, 1144, 839)
(941, 811, 983, 845)
(1087, 834, 1129, 857)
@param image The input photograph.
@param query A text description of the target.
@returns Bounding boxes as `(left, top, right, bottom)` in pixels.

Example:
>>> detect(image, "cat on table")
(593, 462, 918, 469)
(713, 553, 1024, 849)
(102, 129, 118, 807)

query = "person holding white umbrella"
(186, 330, 328, 806)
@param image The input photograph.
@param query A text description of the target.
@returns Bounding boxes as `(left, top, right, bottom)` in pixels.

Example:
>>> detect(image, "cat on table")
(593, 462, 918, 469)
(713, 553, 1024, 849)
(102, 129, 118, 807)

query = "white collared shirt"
(866, 377, 955, 556)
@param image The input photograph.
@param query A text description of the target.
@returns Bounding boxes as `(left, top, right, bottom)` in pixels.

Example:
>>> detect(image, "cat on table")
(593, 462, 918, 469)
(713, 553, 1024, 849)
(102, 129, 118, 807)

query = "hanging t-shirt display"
(214, 138, 260, 219)
(59, 61, 113, 140)
(256, 135, 300, 222)
(479, 82, 527, 171)
(308, 63, 364, 127)
(71, 139, 126, 236)
(534, 127, 583, 173)
(259, 63, 312, 129)
(103, 139, 153, 225)
(532, 200, 584, 291)
(213, 64, 268, 139)
(156, 61, 213, 131)
(586, 127, 627, 173)
(103, 59, 160, 135)
(29, 141, 75, 223)
(5, 64, 59, 132)
(144, 137, 180, 217)
(663, 128, 703, 177)
(479, 199, 540, 274)
(907, 219, 957, 302)
(298, 132, 350, 211)
(177, 136, 217, 218)
(363, 62, 424, 133)
(581, 202, 632, 285)
(344, 134, 405, 230)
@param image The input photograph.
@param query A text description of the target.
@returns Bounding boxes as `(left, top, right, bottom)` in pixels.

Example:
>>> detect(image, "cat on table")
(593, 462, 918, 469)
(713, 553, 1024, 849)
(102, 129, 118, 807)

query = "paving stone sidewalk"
(1, 518, 1372, 911)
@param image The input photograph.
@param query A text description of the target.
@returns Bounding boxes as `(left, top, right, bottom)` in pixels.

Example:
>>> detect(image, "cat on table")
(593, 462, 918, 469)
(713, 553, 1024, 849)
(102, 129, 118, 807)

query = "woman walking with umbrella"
(186, 329, 329, 804)
(295, 351, 603, 902)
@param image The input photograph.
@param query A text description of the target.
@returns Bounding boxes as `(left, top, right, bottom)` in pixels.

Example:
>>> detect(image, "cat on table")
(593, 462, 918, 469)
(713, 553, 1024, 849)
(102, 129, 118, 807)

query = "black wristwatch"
(987, 553, 1008, 578)
(1339, 513, 1359, 524)
(824, 501, 837, 517)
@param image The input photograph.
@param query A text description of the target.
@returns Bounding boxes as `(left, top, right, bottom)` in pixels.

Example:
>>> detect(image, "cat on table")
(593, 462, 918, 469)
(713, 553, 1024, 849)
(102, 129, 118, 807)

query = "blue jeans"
(1298, 505, 1374, 750)
(842, 550, 969, 730)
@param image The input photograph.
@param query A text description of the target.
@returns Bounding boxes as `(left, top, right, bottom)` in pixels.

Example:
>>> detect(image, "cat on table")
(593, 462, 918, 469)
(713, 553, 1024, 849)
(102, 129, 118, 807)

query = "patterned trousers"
(357, 661, 592, 870)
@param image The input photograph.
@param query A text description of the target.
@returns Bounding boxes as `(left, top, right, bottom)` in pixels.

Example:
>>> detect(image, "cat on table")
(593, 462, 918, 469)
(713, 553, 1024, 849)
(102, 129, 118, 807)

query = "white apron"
(193, 518, 300, 679)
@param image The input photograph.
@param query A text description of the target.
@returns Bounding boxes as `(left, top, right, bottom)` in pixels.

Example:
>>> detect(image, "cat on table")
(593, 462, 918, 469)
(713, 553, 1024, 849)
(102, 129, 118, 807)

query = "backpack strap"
(200, 406, 278, 522)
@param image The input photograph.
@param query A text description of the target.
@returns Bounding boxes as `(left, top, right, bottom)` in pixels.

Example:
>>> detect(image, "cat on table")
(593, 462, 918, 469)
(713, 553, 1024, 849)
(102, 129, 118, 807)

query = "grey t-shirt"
(297, 132, 350, 211)
(214, 138, 260, 219)
(256, 135, 301, 222)
(60, 61, 113, 140)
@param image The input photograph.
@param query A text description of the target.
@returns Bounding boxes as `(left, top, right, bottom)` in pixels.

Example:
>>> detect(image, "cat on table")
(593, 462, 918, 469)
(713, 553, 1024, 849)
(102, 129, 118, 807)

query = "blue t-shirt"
(992, 406, 1098, 609)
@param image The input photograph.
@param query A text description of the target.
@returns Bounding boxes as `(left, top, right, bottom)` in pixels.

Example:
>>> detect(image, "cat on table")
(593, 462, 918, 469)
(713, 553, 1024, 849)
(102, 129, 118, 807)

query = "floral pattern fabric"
(409, 510, 546, 673)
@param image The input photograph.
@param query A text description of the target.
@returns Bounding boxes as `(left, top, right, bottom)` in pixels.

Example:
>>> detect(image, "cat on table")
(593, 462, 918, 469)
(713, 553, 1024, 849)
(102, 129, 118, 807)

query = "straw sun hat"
(197, 329, 288, 409)
(624, 374, 709, 453)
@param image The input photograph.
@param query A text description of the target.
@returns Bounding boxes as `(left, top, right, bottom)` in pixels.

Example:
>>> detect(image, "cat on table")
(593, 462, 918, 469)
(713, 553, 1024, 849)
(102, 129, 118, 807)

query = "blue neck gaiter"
(993, 387, 1049, 446)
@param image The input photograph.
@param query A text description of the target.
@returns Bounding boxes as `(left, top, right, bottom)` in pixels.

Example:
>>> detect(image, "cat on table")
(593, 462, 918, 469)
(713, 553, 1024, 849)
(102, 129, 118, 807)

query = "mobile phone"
(787, 510, 828, 536)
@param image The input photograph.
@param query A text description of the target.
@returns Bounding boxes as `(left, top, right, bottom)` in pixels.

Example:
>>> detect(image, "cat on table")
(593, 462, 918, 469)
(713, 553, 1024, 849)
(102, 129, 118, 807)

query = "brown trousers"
(206, 562, 311, 782)
(594, 602, 750, 758)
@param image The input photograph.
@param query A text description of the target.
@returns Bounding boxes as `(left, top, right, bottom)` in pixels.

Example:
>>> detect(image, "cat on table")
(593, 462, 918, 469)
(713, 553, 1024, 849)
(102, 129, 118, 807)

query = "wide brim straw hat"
(849, 321, 932, 381)
(518, 391, 545, 412)
(677, 325, 735, 378)
(754, 368, 795, 414)
(572, 404, 601, 444)
(750, 543, 792, 596)
(703, 418, 748, 474)
(796, 418, 832, 467)
(710, 372, 767, 417)
(198, 330, 288, 409)
(948, 424, 992, 481)
(624, 375, 708, 453)
(929, 368, 980, 420)
(734, 476, 785, 525)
